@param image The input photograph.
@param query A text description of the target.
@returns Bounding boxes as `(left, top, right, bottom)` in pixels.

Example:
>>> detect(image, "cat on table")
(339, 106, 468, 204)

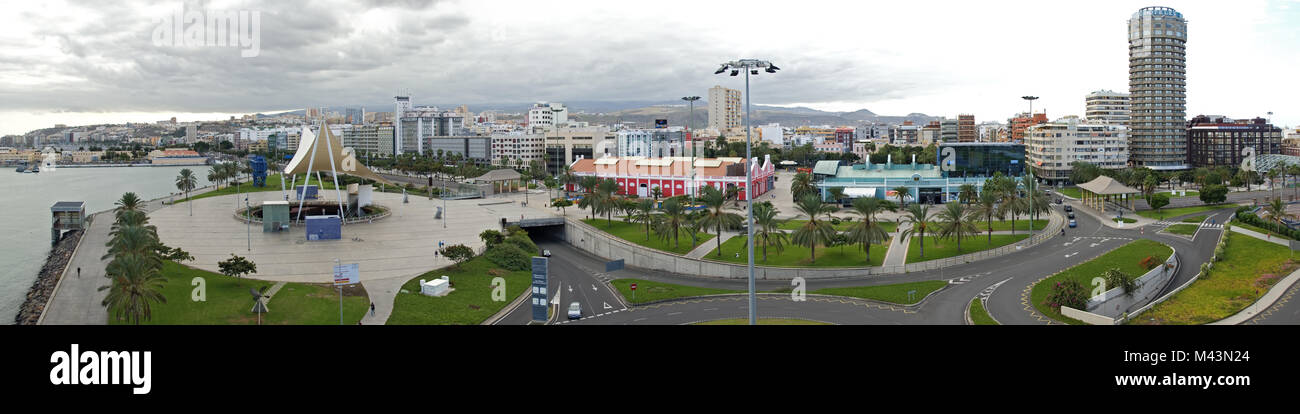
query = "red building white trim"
(566, 155, 775, 200)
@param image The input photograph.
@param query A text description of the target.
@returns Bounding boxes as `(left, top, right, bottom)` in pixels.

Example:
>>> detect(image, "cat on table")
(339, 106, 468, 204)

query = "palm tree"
(650, 186, 663, 202)
(827, 187, 847, 208)
(176, 168, 197, 216)
(791, 172, 815, 200)
(845, 197, 895, 265)
(958, 183, 978, 205)
(725, 185, 742, 207)
(1290, 164, 1300, 200)
(997, 178, 1026, 234)
(99, 254, 168, 325)
(898, 204, 933, 259)
(1269, 168, 1282, 200)
(578, 176, 600, 219)
(1022, 175, 1051, 234)
(892, 185, 911, 207)
(935, 202, 979, 254)
(654, 197, 689, 249)
(751, 201, 788, 262)
(208, 166, 221, 190)
(1264, 198, 1294, 230)
(790, 194, 836, 264)
(595, 179, 620, 226)
(698, 186, 742, 257)
(630, 199, 656, 240)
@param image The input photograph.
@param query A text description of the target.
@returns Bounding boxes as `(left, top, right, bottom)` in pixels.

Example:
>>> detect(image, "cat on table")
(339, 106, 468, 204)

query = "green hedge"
(1235, 207, 1300, 240)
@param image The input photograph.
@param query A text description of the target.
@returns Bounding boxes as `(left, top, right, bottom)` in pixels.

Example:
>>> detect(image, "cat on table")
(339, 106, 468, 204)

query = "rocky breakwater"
(15, 230, 83, 325)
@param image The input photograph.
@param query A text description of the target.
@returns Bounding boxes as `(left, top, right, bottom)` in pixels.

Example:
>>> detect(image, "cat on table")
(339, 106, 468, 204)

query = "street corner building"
(565, 155, 776, 200)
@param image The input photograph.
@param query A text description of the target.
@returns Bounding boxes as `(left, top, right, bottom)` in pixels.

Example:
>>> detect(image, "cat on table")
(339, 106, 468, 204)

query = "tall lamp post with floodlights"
(1021, 96, 1039, 116)
(681, 96, 700, 200)
(715, 59, 779, 326)
(551, 106, 566, 201)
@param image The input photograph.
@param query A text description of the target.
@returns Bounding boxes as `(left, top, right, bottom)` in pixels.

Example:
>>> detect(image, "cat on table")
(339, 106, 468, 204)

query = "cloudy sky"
(1, 0, 1297, 135)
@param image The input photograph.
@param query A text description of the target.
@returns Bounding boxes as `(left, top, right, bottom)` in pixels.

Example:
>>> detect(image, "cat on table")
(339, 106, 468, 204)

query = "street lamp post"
(551, 107, 566, 202)
(245, 196, 251, 252)
(716, 59, 779, 326)
(1021, 96, 1039, 117)
(682, 96, 700, 200)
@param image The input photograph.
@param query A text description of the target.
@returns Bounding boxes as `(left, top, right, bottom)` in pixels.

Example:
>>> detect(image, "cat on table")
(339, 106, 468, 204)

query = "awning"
(843, 187, 876, 197)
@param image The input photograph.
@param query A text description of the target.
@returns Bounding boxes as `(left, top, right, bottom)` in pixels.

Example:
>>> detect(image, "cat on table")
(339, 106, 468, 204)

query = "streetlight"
(1021, 96, 1039, 116)
(245, 196, 251, 252)
(716, 58, 779, 326)
(551, 106, 567, 202)
(682, 96, 700, 200)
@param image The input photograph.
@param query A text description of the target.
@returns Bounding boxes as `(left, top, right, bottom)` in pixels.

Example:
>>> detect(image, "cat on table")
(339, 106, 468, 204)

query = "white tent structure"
(283, 121, 391, 223)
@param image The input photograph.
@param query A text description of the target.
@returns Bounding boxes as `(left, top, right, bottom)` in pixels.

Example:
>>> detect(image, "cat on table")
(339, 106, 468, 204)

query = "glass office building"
(816, 143, 1027, 204)
(939, 143, 1026, 178)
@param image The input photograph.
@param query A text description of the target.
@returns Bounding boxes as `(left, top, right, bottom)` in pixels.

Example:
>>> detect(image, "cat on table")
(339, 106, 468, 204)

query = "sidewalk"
(881, 222, 911, 267)
(686, 230, 737, 259)
(1069, 199, 1158, 229)
(1227, 225, 1291, 247)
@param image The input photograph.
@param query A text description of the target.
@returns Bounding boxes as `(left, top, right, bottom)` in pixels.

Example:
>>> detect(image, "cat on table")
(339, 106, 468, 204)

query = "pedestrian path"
(1228, 225, 1290, 247)
(685, 231, 736, 259)
(1151, 220, 1223, 229)
(880, 223, 911, 267)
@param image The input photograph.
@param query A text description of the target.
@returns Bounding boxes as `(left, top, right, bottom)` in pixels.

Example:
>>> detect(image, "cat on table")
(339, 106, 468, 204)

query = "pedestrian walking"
(77, 267, 81, 278)
(370, 302, 376, 316)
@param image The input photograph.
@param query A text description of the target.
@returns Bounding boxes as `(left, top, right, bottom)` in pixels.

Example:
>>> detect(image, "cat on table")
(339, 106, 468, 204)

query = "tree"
(973, 187, 1000, 245)
(698, 186, 742, 257)
(996, 177, 1026, 235)
(552, 198, 573, 216)
(725, 185, 742, 207)
(846, 197, 897, 264)
(1103, 268, 1137, 296)
(1069, 162, 1103, 184)
(958, 183, 978, 205)
(1022, 175, 1051, 234)
(790, 194, 836, 264)
(654, 197, 689, 249)
(1044, 279, 1088, 311)
(1264, 198, 1295, 230)
(175, 168, 197, 216)
(650, 186, 663, 202)
(630, 199, 657, 240)
(1148, 193, 1171, 219)
(479, 229, 505, 248)
(440, 244, 475, 269)
(158, 245, 193, 263)
(751, 201, 788, 262)
(892, 185, 911, 207)
(217, 254, 258, 279)
(936, 202, 978, 253)
(827, 187, 846, 207)
(1200, 184, 1228, 204)
(595, 179, 621, 226)
(99, 255, 167, 325)
(897, 204, 933, 259)
(791, 172, 815, 200)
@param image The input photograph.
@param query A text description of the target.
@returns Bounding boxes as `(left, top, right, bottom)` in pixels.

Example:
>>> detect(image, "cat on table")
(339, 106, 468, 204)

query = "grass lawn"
(969, 298, 998, 325)
(1114, 217, 1137, 223)
(693, 318, 831, 325)
(582, 218, 715, 255)
(1164, 224, 1199, 236)
(1231, 220, 1297, 241)
(707, 234, 890, 267)
(779, 219, 896, 233)
(611, 278, 742, 304)
(1131, 233, 1299, 325)
(905, 233, 1030, 263)
(387, 254, 532, 325)
(971, 219, 1048, 232)
(108, 261, 369, 325)
(1137, 203, 1236, 220)
(812, 280, 948, 305)
(1163, 190, 1199, 197)
(1058, 187, 1083, 199)
(1180, 215, 1208, 223)
(1031, 239, 1173, 324)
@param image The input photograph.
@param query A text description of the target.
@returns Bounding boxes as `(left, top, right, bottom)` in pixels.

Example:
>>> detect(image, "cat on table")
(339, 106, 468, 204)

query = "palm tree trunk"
(716, 223, 723, 257)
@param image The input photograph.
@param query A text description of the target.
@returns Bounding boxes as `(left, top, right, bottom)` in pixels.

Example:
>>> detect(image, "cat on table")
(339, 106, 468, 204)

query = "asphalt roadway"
(493, 200, 1248, 325)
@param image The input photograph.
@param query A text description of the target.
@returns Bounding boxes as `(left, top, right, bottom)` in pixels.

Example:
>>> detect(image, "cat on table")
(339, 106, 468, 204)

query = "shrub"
(1139, 255, 1161, 271)
(504, 232, 538, 254)
(479, 229, 504, 249)
(1044, 279, 1088, 311)
(485, 243, 531, 271)
(441, 244, 475, 268)
(1103, 268, 1137, 296)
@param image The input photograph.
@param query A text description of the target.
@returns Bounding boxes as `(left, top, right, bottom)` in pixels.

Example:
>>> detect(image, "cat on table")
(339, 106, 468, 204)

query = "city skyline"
(1, 0, 1298, 136)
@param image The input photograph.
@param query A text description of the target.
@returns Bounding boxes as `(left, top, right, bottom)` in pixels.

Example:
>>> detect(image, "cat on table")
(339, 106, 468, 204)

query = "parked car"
(567, 302, 582, 319)
(1069, 219, 1077, 228)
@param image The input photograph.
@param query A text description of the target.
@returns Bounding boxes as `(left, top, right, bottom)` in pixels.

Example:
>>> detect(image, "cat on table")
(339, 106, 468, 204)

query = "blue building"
(816, 143, 1026, 204)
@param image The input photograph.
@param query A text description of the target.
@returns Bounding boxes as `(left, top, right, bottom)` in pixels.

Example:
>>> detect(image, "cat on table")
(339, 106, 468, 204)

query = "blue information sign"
(531, 257, 549, 322)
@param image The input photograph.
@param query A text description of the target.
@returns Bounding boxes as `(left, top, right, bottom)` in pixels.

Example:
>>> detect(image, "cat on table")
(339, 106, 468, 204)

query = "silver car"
(567, 302, 582, 319)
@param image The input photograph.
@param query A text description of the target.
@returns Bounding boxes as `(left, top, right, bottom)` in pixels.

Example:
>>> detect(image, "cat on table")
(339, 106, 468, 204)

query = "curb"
(618, 288, 945, 310)
(483, 281, 534, 325)
(1210, 262, 1300, 325)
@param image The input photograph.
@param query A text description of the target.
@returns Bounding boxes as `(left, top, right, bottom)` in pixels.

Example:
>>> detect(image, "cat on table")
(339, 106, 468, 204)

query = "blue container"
(305, 215, 341, 241)
(294, 185, 319, 200)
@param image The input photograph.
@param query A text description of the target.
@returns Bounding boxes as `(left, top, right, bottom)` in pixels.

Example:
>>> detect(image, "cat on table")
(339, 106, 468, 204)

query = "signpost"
(531, 257, 549, 323)
(334, 262, 359, 325)
(631, 283, 637, 301)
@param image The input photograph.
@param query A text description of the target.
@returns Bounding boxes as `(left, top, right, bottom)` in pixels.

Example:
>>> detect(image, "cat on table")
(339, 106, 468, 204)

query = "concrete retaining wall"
(1084, 248, 1179, 319)
(1062, 306, 1116, 325)
(564, 211, 1065, 280)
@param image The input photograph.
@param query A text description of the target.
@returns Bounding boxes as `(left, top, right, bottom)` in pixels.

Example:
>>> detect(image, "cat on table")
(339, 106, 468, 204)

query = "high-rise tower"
(1127, 6, 1187, 170)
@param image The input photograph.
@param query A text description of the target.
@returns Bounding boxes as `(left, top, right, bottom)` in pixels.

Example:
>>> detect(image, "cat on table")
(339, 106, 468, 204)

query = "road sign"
(531, 257, 549, 322)
(333, 263, 359, 286)
(630, 283, 637, 291)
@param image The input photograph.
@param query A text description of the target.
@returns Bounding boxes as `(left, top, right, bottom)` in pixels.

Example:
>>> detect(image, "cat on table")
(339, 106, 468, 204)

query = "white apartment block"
(491, 132, 546, 167)
(1085, 89, 1131, 126)
(527, 102, 568, 131)
(708, 85, 741, 132)
(1025, 116, 1129, 184)
(757, 123, 783, 146)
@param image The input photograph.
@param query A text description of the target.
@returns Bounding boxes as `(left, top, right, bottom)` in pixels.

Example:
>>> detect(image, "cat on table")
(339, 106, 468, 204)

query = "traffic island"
(1130, 233, 1299, 325)
(1030, 239, 1174, 325)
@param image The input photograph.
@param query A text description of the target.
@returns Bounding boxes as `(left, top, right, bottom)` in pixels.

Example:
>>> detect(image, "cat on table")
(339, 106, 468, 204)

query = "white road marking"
(603, 302, 612, 310)
(1065, 252, 1078, 258)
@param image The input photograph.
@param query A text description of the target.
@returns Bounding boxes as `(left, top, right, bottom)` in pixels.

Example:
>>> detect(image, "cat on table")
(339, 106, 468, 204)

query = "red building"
(566, 155, 775, 200)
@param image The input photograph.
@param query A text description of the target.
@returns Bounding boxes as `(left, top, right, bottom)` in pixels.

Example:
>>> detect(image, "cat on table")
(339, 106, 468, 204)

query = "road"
(495, 234, 627, 324)
(505, 198, 1241, 325)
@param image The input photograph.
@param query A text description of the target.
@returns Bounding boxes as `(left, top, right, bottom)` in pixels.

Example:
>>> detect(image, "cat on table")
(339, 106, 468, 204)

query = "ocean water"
(0, 166, 212, 323)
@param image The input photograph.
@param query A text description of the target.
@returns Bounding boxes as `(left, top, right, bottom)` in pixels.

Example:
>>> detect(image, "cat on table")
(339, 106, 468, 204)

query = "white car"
(567, 302, 581, 319)
(543, 249, 552, 257)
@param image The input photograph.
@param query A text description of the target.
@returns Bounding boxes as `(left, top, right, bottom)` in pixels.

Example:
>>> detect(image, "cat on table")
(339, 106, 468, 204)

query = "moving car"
(1069, 219, 1077, 228)
(1064, 205, 1073, 212)
(567, 302, 582, 319)
(1067, 212, 1075, 219)
(542, 249, 552, 257)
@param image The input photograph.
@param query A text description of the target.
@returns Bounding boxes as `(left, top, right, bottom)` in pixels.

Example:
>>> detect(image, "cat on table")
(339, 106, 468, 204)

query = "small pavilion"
(473, 169, 524, 194)
(1077, 176, 1140, 213)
